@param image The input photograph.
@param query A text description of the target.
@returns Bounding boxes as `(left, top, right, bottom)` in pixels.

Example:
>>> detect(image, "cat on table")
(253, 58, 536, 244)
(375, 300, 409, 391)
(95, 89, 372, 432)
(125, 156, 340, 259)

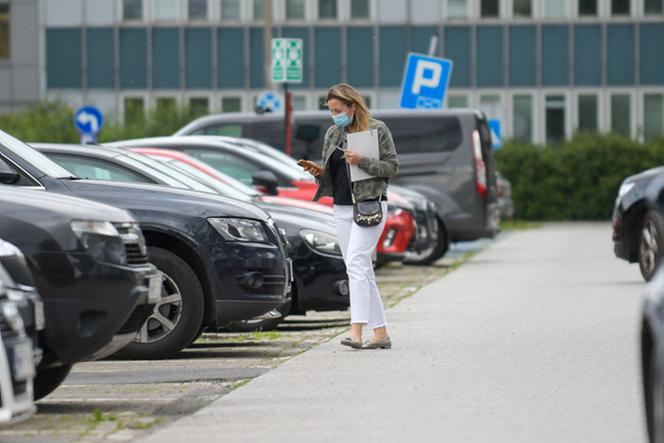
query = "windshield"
(163, 159, 253, 202)
(0, 130, 77, 179)
(229, 138, 302, 170)
(123, 152, 217, 194)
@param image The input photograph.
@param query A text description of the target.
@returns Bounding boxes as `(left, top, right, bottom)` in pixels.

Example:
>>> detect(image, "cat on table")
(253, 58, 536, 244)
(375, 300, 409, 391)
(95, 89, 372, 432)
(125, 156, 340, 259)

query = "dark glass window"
(513, 95, 532, 142)
(123, 0, 143, 20)
(481, 0, 499, 17)
(379, 27, 407, 87)
(541, 26, 569, 86)
(124, 97, 145, 124)
(184, 149, 263, 186)
(120, 29, 147, 88)
(152, 28, 180, 89)
(645, 94, 664, 141)
(545, 95, 565, 145)
(188, 0, 208, 19)
(378, 117, 463, 154)
(189, 97, 209, 117)
(607, 25, 634, 85)
(444, 27, 471, 87)
(640, 24, 664, 85)
(87, 28, 114, 88)
(578, 95, 598, 132)
(254, 0, 264, 20)
(48, 155, 151, 184)
(579, 0, 597, 15)
(611, 94, 631, 137)
(250, 27, 264, 88)
(351, 0, 369, 19)
(315, 27, 341, 87)
(155, 97, 176, 114)
(645, 0, 664, 14)
(574, 25, 601, 86)
(286, 0, 305, 20)
(513, 0, 531, 16)
(347, 27, 373, 87)
(218, 28, 245, 88)
(0, 4, 8, 59)
(509, 26, 535, 86)
(612, 0, 630, 15)
(185, 28, 212, 88)
(47, 29, 82, 88)
(477, 26, 503, 87)
(318, 0, 337, 19)
(221, 97, 242, 113)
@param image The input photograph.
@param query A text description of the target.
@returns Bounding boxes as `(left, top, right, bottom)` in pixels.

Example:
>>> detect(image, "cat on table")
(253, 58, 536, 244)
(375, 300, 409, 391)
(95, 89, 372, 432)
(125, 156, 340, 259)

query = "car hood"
(256, 203, 335, 235)
(61, 179, 271, 222)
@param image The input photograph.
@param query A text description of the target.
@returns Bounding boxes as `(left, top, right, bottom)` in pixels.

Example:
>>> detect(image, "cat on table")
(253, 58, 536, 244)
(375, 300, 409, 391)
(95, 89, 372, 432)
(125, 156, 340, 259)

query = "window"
(480, 95, 502, 121)
(448, 95, 468, 108)
(221, 97, 242, 112)
(202, 124, 243, 136)
(513, 0, 531, 17)
(645, 94, 664, 141)
(123, 0, 143, 20)
(185, 149, 263, 185)
(124, 97, 145, 124)
(48, 155, 152, 184)
(578, 94, 598, 132)
(611, 94, 631, 137)
(578, 0, 597, 15)
(253, 0, 264, 19)
(221, 0, 241, 20)
(154, 0, 178, 20)
(0, 4, 8, 59)
(286, 0, 305, 20)
(645, 0, 664, 14)
(545, 95, 565, 144)
(155, 97, 176, 114)
(448, 0, 468, 18)
(612, 0, 630, 15)
(513, 95, 532, 142)
(189, 97, 209, 117)
(292, 96, 307, 111)
(378, 116, 463, 154)
(351, 0, 370, 19)
(543, 0, 565, 17)
(481, 0, 499, 17)
(188, 0, 208, 19)
(318, 0, 337, 19)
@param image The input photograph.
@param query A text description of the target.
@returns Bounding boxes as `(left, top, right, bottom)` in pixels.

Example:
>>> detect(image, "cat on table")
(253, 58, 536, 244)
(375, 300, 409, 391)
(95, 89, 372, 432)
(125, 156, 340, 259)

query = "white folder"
(346, 128, 380, 182)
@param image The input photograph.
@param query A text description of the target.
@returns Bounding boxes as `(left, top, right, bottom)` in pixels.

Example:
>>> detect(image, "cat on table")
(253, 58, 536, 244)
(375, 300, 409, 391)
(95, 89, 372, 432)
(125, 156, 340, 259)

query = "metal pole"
(428, 34, 439, 56)
(284, 82, 292, 156)
(264, 0, 273, 87)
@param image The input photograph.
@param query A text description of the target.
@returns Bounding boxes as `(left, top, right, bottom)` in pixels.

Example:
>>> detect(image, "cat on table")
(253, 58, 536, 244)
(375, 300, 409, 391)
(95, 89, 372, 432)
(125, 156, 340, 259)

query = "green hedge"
(495, 133, 664, 220)
(0, 101, 196, 144)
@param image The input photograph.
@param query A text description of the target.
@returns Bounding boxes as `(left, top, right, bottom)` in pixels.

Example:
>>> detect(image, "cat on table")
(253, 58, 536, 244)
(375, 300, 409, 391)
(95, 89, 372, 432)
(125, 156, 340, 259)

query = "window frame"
(539, 89, 571, 144)
(607, 90, 635, 138)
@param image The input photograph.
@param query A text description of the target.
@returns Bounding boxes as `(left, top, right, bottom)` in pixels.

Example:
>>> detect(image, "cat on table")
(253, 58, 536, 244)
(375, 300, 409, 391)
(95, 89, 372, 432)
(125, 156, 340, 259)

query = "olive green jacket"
(313, 119, 398, 202)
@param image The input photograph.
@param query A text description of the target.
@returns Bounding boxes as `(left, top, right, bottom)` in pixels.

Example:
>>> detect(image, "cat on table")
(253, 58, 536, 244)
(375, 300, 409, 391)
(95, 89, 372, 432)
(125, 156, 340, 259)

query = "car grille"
(114, 223, 150, 266)
(116, 304, 154, 335)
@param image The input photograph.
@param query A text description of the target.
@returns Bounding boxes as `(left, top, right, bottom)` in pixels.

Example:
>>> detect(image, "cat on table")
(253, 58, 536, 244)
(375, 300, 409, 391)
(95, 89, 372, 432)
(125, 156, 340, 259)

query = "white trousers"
(333, 202, 388, 329)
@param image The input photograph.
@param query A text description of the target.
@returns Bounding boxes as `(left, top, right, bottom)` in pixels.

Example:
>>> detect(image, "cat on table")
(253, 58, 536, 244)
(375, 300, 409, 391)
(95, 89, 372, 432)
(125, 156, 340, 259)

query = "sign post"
(399, 53, 453, 110)
(271, 38, 303, 156)
(74, 106, 103, 144)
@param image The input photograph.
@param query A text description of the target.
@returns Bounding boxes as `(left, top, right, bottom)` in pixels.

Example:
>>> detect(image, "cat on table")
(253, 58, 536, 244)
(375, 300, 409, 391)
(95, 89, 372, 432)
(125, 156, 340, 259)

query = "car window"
(0, 130, 74, 179)
(163, 159, 253, 202)
(183, 149, 263, 186)
(120, 153, 212, 191)
(372, 116, 463, 154)
(0, 154, 38, 186)
(47, 154, 153, 184)
(202, 124, 243, 137)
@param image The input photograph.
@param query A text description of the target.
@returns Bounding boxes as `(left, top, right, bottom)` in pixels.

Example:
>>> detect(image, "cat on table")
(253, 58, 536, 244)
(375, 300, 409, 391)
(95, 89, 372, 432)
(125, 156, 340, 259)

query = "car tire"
(34, 364, 72, 400)
(114, 247, 204, 360)
(422, 218, 449, 264)
(224, 299, 292, 333)
(647, 346, 664, 443)
(639, 210, 664, 281)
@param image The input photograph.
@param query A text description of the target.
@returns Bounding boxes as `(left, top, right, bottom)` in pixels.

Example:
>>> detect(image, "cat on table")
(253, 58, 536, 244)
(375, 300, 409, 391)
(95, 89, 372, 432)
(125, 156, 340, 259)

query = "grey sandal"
(340, 337, 363, 349)
(362, 337, 392, 349)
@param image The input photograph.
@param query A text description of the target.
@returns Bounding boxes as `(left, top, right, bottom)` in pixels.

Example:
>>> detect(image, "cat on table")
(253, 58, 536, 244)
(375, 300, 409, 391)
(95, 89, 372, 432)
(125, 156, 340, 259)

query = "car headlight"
(208, 218, 269, 243)
(299, 229, 342, 256)
(616, 182, 636, 206)
(70, 220, 127, 265)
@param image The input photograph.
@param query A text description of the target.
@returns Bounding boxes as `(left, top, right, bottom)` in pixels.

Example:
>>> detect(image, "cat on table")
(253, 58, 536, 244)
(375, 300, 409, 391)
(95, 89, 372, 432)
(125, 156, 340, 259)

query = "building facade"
(1, 0, 664, 144)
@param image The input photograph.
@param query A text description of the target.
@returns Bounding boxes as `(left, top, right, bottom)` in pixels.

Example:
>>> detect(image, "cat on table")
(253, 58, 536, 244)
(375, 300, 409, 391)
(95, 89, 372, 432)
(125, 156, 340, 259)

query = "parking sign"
(400, 53, 453, 110)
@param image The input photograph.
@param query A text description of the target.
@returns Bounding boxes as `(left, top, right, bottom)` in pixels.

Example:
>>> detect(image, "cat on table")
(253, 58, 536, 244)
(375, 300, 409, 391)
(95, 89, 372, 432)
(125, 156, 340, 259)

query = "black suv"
(0, 186, 160, 398)
(0, 129, 291, 359)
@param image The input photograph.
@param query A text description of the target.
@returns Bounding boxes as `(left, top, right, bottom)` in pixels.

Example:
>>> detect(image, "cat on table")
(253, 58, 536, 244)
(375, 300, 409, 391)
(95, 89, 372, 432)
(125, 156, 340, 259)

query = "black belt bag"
(342, 138, 384, 228)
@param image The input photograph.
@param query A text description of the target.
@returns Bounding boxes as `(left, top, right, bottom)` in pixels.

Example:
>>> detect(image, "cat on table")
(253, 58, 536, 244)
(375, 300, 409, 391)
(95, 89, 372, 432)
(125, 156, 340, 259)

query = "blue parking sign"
(400, 53, 453, 110)
(488, 119, 502, 150)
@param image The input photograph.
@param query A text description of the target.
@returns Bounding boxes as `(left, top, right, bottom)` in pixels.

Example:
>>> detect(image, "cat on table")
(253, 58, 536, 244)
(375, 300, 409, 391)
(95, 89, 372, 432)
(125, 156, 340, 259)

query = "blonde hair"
(326, 83, 371, 133)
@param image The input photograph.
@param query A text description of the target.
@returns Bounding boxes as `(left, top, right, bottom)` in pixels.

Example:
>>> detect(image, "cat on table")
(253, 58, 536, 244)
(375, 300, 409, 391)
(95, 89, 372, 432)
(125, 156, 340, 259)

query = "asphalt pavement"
(139, 223, 647, 443)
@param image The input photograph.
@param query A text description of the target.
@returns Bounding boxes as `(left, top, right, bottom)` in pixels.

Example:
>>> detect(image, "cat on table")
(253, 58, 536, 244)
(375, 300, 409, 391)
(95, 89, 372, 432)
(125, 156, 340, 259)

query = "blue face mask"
(332, 112, 352, 128)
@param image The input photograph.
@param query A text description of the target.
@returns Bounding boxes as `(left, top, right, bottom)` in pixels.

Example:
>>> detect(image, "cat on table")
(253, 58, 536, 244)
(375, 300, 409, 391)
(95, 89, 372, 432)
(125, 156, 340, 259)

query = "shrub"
(496, 133, 664, 220)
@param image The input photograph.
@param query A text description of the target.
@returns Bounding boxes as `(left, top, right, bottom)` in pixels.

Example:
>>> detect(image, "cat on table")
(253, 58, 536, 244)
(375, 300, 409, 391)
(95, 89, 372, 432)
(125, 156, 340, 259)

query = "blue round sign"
(257, 91, 282, 112)
(74, 106, 104, 135)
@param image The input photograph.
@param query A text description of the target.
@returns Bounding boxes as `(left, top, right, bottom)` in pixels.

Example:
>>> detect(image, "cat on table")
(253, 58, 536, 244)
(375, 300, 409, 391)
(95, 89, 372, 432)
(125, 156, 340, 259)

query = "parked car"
(640, 171, 664, 443)
(0, 262, 37, 421)
(175, 109, 500, 255)
(0, 129, 291, 359)
(0, 186, 160, 397)
(107, 136, 416, 264)
(34, 143, 349, 330)
(613, 166, 664, 281)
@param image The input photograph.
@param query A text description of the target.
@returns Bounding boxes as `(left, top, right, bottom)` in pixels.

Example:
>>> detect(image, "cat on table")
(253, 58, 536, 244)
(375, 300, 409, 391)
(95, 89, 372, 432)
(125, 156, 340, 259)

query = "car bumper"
(379, 211, 415, 256)
(292, 247, 349, 312)
(30, 251, 158, 366)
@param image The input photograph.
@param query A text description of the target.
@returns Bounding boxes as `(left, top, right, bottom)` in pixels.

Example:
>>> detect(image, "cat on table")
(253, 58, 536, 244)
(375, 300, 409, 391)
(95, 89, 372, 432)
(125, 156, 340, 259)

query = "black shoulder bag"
(342, 138, 383, 227)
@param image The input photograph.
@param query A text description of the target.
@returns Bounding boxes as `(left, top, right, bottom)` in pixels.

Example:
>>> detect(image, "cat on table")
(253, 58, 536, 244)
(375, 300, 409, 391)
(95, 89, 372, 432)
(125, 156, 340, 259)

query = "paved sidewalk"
(140, 224, 646, 443)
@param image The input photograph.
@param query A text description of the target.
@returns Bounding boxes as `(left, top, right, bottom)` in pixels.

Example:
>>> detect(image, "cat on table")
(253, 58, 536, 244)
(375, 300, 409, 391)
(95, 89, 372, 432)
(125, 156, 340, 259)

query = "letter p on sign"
(412, 60, 442, 95)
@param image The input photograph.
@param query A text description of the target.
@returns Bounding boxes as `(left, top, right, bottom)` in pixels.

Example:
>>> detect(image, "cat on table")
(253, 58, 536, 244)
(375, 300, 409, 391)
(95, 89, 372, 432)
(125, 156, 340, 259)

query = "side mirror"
(252, 170, 279, 196)
(0, 171, 20, 185)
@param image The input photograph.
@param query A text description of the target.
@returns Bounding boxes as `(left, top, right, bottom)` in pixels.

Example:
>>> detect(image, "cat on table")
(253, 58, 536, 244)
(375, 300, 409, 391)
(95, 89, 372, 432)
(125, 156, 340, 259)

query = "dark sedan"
(34, 143, 349, 330)
(0, 129, 291, 359)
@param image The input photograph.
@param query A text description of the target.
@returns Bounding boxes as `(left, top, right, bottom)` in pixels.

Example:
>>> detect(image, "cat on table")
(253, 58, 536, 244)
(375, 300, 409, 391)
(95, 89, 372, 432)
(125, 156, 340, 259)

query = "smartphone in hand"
(297, 159, 322, 176)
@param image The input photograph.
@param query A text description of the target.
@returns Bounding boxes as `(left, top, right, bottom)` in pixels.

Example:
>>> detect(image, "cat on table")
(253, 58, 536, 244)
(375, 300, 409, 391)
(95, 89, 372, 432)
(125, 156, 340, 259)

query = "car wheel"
(648, 347, 664, 443)
(34, 364, 72, 400)
(114, 247, 204, 359)
(639, 211, 664, 281)
(415, 218, 449, 264)
(224, 299, 292, 333)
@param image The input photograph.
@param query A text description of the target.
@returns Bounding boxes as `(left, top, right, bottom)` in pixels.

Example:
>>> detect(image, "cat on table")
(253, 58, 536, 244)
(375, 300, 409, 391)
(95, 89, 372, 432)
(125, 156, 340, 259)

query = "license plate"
(33, 299, 45, 331)
(147, 272, 163, 304)
(8, 340, 34, 381)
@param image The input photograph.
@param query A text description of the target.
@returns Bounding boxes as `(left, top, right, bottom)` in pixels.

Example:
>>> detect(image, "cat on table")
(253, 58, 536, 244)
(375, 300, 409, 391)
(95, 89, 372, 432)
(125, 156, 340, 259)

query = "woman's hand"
(343, 149, 363, 165)
(297, 159, 322, 177)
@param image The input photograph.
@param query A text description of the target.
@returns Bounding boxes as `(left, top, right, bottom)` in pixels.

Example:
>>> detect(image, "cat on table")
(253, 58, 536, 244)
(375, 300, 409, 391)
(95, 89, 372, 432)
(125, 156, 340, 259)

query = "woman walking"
(300, 83, 398, 350)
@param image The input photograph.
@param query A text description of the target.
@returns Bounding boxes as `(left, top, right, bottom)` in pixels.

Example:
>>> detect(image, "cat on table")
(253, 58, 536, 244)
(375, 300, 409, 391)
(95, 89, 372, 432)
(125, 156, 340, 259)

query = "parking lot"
(0, 242, 487, 443)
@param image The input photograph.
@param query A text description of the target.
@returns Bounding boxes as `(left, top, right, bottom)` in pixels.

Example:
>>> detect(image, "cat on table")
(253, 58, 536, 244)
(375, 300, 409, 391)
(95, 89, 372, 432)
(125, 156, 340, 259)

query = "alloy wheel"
(641, 220, 659, 278)
(136, 272, 183, 344)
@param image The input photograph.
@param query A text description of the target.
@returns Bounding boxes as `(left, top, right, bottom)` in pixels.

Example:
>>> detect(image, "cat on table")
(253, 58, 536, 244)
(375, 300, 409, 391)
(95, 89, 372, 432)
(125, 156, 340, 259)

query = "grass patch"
(248, 330, 281, 341)
(89, 409, 117, 425)
(500, 220, 543, 231)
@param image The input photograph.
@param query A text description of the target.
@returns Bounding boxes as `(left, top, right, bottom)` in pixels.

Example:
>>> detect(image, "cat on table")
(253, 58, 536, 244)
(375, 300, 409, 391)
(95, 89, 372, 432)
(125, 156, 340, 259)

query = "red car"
(108, 137, 415, 263)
